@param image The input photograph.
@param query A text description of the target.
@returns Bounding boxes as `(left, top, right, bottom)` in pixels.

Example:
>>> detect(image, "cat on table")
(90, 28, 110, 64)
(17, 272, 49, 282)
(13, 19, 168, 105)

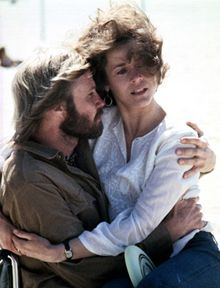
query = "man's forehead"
(83, 69, 93, 79)
(72, 70, 95, 92)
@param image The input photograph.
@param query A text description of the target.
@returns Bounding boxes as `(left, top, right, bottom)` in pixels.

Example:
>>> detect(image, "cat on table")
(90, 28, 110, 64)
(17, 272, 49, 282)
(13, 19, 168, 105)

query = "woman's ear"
(103, 87, 113, 107)
(104, 85, 110, 92)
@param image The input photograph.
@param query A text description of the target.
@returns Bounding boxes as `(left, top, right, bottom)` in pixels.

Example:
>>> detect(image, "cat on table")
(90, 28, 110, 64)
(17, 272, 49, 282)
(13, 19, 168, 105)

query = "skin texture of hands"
(12, 230, 93, 263)
(0, 210, 20, 255)
(12, 230, 62, 262)
(163, 197, 204, 242)
(176, 121, 216, 178)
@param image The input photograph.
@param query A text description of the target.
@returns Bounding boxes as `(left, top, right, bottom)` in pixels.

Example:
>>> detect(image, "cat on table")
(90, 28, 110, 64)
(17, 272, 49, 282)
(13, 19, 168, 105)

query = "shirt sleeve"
(79, 129, 200, 256)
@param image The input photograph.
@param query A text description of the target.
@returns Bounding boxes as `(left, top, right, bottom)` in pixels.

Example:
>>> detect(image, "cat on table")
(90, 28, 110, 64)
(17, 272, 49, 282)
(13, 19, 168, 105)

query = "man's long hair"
(12, 48, 89, 144)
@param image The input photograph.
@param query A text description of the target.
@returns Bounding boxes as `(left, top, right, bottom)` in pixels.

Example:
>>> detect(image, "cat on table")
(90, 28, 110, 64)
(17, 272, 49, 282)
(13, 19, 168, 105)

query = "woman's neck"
(118, 100, 166, 161)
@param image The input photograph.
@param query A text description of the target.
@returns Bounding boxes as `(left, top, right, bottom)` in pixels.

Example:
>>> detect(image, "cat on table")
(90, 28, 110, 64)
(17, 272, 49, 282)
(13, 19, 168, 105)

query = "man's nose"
(94, 92, 105, 108)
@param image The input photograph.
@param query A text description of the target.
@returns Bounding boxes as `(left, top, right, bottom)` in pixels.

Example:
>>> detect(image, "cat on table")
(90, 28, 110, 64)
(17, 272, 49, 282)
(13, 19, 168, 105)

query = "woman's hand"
(163, 197, 205, 242)
(176, 121, 216, 178)
(12, 230, 64, 263)
(0, 210, 21, 255)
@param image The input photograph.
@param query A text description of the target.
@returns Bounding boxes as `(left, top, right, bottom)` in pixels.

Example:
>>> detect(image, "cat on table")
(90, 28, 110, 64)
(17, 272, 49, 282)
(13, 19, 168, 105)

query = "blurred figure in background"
(0, 46, 21, 67)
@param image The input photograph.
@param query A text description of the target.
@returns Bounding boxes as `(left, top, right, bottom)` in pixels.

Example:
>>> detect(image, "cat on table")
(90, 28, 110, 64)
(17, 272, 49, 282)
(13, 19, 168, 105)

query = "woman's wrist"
(49, 237, 95, 263)
(50, 243, 66, 263)
(69, 238, 95, 259)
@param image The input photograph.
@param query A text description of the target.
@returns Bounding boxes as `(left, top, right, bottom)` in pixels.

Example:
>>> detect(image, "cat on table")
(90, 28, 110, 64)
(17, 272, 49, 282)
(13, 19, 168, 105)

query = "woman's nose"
(130, 68, 144, 84)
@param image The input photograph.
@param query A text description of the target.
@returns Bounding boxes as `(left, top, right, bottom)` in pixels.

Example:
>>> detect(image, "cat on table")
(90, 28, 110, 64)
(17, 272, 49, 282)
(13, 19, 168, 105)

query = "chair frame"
(0, 249, 20, 288)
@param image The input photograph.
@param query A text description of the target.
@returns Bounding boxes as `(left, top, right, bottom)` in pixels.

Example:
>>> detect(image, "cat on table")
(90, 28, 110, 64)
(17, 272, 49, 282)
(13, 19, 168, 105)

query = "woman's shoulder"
(154, 117, 198, 150)
(162, 117, 198, 138)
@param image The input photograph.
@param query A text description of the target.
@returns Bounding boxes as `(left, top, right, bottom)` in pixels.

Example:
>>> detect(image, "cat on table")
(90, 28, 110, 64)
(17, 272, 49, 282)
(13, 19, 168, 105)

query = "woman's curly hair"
(75, 4, 168, 100)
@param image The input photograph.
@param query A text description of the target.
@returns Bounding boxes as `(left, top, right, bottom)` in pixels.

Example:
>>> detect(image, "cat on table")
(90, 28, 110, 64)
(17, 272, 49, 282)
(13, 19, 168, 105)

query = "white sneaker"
(125, 245, 155, 287)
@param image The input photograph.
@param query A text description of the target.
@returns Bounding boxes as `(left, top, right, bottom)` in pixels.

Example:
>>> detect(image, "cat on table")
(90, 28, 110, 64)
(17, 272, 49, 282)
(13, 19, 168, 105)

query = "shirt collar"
(14, 141, 64, 161)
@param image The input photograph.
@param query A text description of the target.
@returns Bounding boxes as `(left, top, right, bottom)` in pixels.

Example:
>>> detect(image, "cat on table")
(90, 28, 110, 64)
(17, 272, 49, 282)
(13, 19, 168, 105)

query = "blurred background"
(1, 0, 220, 241)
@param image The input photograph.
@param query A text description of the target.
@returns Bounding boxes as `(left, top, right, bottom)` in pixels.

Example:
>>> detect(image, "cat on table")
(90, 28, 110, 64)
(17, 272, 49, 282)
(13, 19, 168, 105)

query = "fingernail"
(180, 139, 186, 143)
(176, 149, 182, 155)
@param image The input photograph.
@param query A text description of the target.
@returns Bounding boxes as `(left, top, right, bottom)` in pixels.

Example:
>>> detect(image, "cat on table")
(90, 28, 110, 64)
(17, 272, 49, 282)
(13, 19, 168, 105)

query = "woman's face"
(105, 41, 159, 109)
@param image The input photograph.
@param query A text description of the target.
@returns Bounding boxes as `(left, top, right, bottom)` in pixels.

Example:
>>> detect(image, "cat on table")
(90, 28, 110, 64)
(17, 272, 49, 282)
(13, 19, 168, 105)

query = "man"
(1, 48, 122, 287)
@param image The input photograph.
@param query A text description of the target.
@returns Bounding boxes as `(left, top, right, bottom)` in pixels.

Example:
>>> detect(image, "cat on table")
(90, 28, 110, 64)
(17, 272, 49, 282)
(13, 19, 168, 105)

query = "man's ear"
(54, 102, 66, 112)
(52, 102, 67, 122)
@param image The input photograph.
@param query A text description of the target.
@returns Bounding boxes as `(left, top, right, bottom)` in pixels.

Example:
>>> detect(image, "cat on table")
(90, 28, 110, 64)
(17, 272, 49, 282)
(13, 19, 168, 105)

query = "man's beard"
(60, 101, 103, 139)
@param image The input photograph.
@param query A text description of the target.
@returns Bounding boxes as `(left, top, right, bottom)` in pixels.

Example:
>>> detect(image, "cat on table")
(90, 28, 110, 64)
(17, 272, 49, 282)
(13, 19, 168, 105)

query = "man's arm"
(176, 121, 216, 178)
(137, 197, 203, 266)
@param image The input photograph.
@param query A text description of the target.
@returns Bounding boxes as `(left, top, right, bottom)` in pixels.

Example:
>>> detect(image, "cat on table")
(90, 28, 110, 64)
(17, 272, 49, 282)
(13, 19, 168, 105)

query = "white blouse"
(79, 106, 211, 256)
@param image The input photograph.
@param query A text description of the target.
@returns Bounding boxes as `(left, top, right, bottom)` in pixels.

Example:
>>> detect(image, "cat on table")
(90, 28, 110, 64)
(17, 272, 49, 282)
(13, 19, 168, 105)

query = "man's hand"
(176, 121, 216, 178)
(0, 210, 20, 255)
(12, 229, 63, 262)
(163, 198, 205, 242)
(12, 230, 95, 262)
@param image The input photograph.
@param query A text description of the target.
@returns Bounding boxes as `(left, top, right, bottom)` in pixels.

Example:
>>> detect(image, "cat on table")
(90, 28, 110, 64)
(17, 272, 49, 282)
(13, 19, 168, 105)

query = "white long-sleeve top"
(79, 106, 211, 256)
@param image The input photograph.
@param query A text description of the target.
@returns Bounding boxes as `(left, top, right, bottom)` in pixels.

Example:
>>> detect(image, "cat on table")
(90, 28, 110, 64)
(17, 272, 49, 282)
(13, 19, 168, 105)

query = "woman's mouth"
(131, 87, 148, 95)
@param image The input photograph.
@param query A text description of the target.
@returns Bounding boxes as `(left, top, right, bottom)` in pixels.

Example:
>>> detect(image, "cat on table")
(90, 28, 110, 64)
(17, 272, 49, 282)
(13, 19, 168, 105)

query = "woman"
(6, 4, 220, 287)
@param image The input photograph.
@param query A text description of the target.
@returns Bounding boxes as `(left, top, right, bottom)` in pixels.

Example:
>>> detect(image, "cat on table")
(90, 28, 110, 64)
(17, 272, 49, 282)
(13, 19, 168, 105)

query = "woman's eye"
(116, 68, 127, 75)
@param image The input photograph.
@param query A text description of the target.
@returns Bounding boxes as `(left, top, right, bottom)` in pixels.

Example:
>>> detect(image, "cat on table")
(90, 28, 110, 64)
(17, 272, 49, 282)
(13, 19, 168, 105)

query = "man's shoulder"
(2, 148, 49, 187)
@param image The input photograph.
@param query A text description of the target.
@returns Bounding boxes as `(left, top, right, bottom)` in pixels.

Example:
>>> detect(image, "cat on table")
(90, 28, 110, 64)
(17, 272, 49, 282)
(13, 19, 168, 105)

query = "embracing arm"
(11, 129, 204, 262)
(176, 121, 216, 178)
(11, 196, 203, 264)
(70, 193, 203, 260)
(0, 208, 20, 254)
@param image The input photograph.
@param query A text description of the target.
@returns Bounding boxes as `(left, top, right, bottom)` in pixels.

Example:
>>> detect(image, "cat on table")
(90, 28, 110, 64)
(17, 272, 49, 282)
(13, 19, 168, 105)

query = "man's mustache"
(96, 108, 103, 119)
